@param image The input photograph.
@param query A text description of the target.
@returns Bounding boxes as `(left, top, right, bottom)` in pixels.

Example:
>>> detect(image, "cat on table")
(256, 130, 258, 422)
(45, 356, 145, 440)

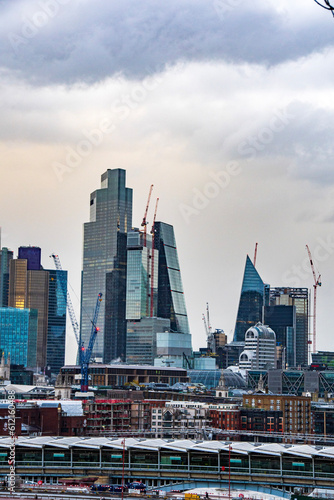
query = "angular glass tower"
(154, 222, 190, 335)
(126, 231, 158, 321)
(80, 169, 132, 360)
(233, 255, 269, 342)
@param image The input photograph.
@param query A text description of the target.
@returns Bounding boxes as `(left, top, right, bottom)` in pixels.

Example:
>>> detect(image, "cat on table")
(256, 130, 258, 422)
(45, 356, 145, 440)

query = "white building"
(239, 322, 276, 370)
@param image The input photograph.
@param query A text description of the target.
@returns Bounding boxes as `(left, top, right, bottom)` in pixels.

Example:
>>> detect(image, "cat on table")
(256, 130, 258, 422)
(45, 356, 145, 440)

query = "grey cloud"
(0, 0, 333, 85)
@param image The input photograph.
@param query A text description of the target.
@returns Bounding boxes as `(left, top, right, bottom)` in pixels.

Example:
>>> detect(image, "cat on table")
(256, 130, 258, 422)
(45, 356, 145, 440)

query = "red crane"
(141, 184, 154, 247)
(306, 245, 322, 353)
(150, 197, 159, 317)
(253, 242, 258, 267)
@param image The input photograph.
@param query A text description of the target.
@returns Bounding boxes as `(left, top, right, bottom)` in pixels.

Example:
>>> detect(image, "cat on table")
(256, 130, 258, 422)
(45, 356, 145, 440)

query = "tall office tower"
(125, 230, 160, 364)
(80, 169, 133, 361)
(154, 222, 190, 335)
(0, 307, 38, 367)
(104, 232, 127, 362)
(0, 247, 13, 306)
(233, 255, 270, 343)
(18, 246, 41, 270)
(126, 231, 158, 320)
(8, 248, 67, 371)
(25, 269, 49, 368)
(8, 259, 27, 309)
(265, 287, 309, 368)
(46, 269, 67, 375)
(239, 322, 277, 370)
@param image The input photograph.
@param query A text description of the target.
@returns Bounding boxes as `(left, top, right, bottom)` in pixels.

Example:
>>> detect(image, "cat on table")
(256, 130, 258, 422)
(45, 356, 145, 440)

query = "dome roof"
(245, 322, 276, 340)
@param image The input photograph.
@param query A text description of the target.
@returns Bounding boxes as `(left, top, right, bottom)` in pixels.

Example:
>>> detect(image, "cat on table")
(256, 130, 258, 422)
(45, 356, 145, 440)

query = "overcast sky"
(1, 0, 334, 364)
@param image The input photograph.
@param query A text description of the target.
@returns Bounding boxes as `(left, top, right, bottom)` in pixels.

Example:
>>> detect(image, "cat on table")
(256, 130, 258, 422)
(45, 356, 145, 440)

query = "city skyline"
(1, 1, 334, 362)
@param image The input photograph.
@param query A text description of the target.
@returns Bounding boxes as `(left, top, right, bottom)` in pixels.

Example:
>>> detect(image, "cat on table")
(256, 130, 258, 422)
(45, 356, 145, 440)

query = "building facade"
(0, 307, 38, 367)
(233, 255, 269, 343)
(46, 269, 67, 375)
(239, 322, 276, 370)
(243, 393, 312, 435)
(267, 288, 309, 368)
(0, 246, 13, 307)
(80, 169, 133, 361)
(154, 222, 190, 335)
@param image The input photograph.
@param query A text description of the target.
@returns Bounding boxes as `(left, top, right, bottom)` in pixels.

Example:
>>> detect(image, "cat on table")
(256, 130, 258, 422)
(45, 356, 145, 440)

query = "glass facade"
(80, 169, 133, 361)
(234, 255, 269, 342)
(0, 247, 13, 307)
(269, 288, 308, 367)
(18, 246, 41, 271)
(46, 269, 67, 375)
(126, 232, 158, 320)
(126, 317, 170, 365)
(104, 232, 127, 362)
(0, 307, 38, 367)
(154, 222, 189, 335)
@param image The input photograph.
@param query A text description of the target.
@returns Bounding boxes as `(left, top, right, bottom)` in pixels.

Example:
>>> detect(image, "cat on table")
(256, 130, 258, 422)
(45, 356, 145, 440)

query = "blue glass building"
(0, 307, 38, 367)
(46, 269, 67, 375)
(233, 255, 269, 343)
(154, 222, 190, 335)
(0, 247, 13, 307)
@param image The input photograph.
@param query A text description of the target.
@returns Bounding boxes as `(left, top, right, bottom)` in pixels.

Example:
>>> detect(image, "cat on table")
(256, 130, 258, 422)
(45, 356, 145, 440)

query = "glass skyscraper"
(126, 231, 158, 321)
(80, 169, 133, 360)
(266, 287, 309, 368)
(233, 255, 269, 343)
(154, 222, 190, 335)
(0, 247, 13, 307)
(0, 307, 38, 367)
(46, 269, 67, 375)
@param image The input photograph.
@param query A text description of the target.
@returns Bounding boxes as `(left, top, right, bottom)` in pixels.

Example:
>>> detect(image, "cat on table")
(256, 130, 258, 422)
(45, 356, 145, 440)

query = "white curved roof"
(0, 436, 331, 458)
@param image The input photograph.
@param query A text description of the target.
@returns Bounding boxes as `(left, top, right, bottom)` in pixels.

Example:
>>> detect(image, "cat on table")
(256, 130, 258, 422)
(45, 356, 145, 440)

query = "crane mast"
(50, 254, 80, 347)
(306, 245, 321, 353)
(150, 197, 159, 317)
(253, 242, 258, 267)
(80, 292, 103, 392)
(141, 184, 154, 247)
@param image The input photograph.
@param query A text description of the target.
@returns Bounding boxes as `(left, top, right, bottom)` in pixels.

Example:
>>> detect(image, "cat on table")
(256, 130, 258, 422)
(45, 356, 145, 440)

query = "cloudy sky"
(1, 0, 334, 363)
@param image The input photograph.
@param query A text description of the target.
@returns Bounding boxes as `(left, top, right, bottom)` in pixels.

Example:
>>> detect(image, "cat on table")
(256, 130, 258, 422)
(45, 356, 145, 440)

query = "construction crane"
(202, 303, 215, 354)
(50, 254, 103, 386)
(306, 245, 322, 353)
(253, 242, 258, 267)
(150, 197, 159, 317)
(141, 184, 154, 247)
(314, 0, 334, 16)
(80, 292, 103, 392)
(50, 254, 80, 347)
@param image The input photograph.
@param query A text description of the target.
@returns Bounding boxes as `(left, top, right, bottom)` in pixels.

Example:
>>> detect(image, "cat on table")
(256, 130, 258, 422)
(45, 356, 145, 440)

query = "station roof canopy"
(0, 437, 331, 458)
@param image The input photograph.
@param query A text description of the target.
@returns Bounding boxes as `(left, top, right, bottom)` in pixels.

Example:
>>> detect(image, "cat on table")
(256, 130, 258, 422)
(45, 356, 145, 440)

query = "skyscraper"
(0, 247, 13, 307)
(80, 169, 133, 360)
(46, 269, 67, 375)
(8, 248, 67, 372)
(233, 255, 269, 343)
(0, 307, 38, 367)
(154, 221, 190, 335)
(126, 230, 158, 321)
(265, 287, 309, 368)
